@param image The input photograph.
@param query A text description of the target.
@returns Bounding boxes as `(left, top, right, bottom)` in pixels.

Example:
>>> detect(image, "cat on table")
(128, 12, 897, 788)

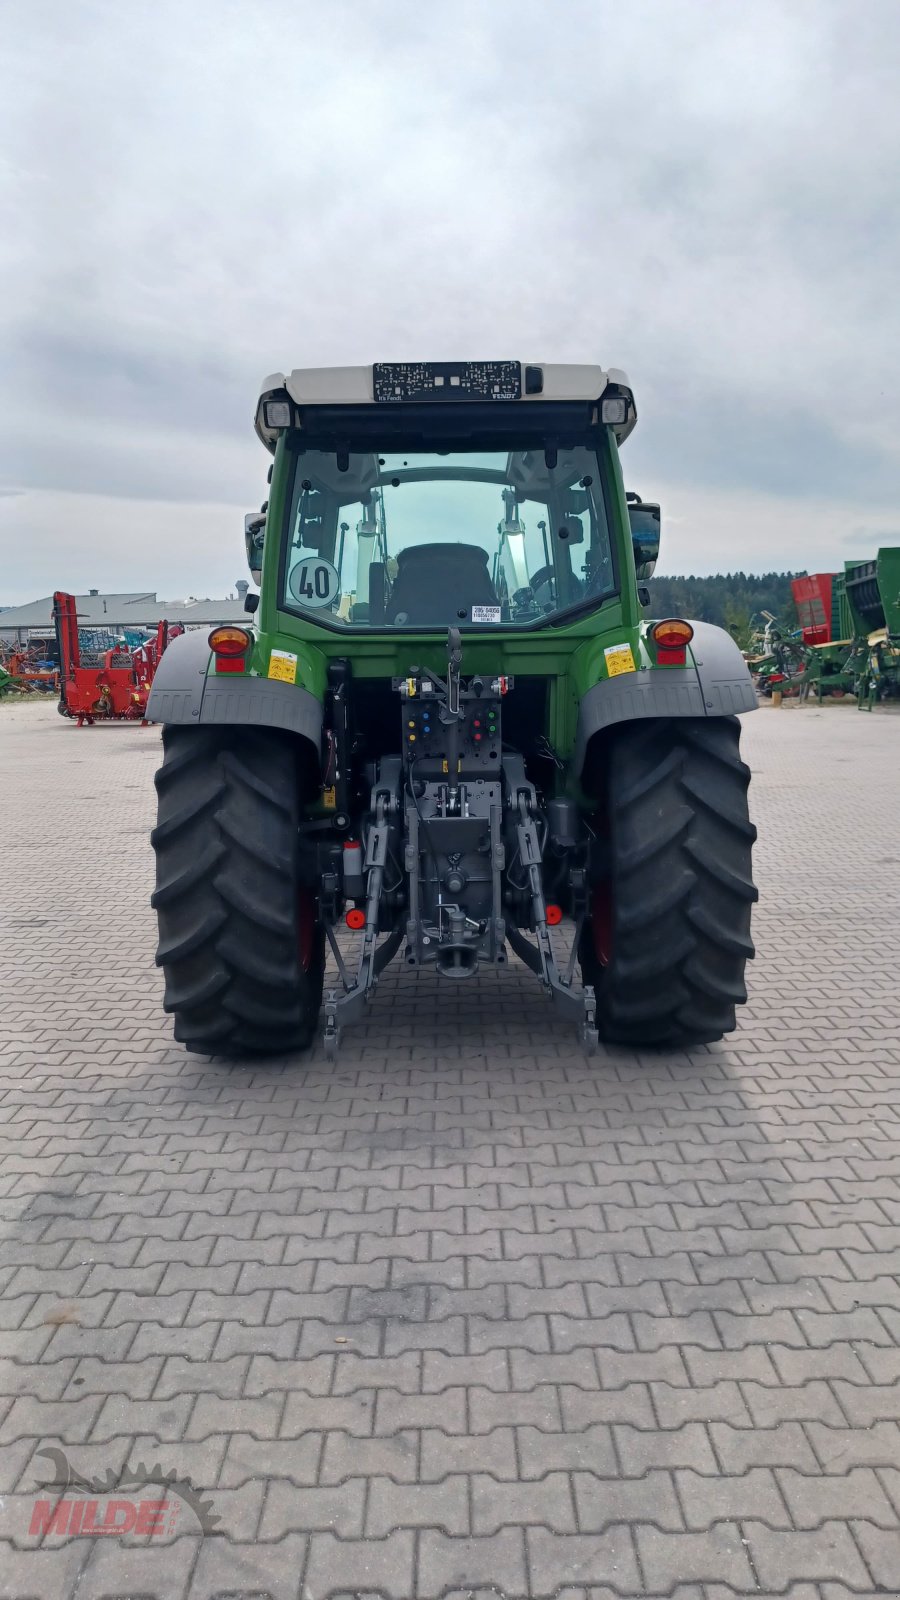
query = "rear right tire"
(152, 726, 324, 1055)
(579, 716, 757, 1047)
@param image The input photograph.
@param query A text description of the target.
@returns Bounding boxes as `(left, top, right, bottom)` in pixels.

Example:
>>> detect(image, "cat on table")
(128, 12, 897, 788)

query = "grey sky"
(2, 0, 899, 604)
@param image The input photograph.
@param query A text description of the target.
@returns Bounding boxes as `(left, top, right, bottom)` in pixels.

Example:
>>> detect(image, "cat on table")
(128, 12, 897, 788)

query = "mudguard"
(146, 631, 323, 751)
(575, 620, 756, 776)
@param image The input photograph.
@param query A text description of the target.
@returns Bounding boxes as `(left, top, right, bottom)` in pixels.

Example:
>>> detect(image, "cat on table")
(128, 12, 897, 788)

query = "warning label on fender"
(268, 649, 298, 684)
(604, 642, 636, 678)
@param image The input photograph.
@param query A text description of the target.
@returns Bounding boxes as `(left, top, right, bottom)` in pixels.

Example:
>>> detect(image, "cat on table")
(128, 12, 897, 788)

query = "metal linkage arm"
(323, 769, 402, 1058)
(503, 756, 598, 1054)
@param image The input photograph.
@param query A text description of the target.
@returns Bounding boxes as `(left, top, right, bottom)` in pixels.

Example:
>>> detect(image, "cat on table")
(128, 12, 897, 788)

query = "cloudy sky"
(2, 0, 899, 605)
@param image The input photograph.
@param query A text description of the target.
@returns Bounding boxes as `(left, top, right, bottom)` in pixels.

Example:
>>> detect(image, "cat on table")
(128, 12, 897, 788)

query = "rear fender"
(146, 630, 323, 755)
(575, 620, 756, 777)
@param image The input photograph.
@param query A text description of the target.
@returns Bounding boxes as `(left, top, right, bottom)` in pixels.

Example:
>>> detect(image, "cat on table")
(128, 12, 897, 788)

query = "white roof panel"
(265, 362, 629, 406)
(256, 362, 635, 450)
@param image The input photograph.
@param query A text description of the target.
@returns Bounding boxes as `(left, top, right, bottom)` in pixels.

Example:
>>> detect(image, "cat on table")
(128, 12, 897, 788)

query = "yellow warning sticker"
(268, 649, 298, 684)
(604, 642, 636, 678)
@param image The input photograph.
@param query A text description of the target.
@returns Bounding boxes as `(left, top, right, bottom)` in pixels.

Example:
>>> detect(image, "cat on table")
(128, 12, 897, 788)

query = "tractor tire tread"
(152, 725, 323, 1056)
(582, 716, 756, 1048)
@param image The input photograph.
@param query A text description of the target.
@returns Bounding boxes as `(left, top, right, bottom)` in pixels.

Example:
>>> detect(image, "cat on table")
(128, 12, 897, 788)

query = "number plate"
(373, 362, 521, 402)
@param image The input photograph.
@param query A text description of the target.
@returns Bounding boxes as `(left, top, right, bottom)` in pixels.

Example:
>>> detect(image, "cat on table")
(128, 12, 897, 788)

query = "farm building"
(0, 588, 249, 645)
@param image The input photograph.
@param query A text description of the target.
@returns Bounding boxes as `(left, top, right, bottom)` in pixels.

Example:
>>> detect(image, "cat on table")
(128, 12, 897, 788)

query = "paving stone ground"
(0, 696, 898, 1600)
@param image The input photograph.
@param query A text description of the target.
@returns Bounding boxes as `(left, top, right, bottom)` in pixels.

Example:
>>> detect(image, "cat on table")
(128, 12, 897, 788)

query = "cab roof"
(254, 362, 636, 452)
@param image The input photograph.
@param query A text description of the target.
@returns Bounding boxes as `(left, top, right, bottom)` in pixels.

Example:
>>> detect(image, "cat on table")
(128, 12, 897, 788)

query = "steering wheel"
(527, 565, 555, 597)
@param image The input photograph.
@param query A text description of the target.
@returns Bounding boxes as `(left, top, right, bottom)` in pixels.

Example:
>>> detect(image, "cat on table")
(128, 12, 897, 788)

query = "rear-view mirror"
(244, 512, 266, 583)
(628, 501, 661, 580)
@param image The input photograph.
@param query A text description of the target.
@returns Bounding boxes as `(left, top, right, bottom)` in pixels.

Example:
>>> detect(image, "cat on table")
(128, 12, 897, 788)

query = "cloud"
(0, 489, 251, 605)
(2, 0, 899, 597)
(648, 482, 900, 581)
(841, 525, 900, 549)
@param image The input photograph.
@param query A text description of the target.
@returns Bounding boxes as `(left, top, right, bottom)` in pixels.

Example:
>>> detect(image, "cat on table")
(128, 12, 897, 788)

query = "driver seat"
(387, 543, 498, 624)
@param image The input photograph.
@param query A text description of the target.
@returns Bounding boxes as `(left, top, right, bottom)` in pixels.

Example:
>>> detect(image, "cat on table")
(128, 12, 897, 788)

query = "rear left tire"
(152, 726, 324, 1055)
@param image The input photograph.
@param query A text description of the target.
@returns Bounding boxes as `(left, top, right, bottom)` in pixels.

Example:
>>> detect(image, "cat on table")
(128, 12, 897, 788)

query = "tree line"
(644, 571, 802, 649)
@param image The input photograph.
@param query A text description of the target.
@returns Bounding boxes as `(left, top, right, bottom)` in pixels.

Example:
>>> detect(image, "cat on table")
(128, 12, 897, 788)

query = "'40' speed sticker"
(604, 642, 636, 677)
(288, 557, 340, 608)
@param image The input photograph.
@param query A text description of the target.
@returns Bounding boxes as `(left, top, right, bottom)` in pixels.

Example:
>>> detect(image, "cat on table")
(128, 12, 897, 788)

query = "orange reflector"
(208, 626, 252, 657)
(651, 619, 694, 650)
(545, 903, 563, 926)
(345, 908, 366, 930)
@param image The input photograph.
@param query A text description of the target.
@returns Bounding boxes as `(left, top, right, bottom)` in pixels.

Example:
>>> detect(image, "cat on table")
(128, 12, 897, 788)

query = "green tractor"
(148, 361, 758, 1057)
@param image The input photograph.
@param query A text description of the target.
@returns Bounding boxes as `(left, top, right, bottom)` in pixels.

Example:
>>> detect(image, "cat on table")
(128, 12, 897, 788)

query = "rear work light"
(263, 399, 292, 428)
(650, 619, 694, 650)
(600, 396, 628, 425)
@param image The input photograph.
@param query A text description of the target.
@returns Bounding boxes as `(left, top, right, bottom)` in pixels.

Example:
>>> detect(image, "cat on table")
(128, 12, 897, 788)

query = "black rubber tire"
(580, 717, 757, 1047)
(151, 726, 325, 1055)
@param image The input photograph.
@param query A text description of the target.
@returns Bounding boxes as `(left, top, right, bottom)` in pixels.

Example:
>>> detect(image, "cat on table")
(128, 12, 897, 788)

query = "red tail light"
(650, 619, 694, 650)
(208, 626, 252, 657)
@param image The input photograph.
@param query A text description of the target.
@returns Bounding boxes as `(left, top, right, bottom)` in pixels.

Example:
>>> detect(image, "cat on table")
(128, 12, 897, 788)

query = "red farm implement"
(792, 573, 836, 646)
(53, 592, 182, 726)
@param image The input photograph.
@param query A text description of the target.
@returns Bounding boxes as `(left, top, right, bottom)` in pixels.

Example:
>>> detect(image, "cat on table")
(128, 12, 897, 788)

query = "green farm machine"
(789, 552, 900, 707)
(148, 361, 758, 1058)
(839, 550, 900, 709)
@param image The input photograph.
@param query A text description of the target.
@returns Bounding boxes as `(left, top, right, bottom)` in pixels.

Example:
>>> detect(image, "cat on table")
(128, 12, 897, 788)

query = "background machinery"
(748, 613, 809, 699)
(0, 638, 60, 695)
(839, 550, 900, 709)
(789, 574, 855, 702)
(782, 553, 900, 708)
(54, 593, 181, 725)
